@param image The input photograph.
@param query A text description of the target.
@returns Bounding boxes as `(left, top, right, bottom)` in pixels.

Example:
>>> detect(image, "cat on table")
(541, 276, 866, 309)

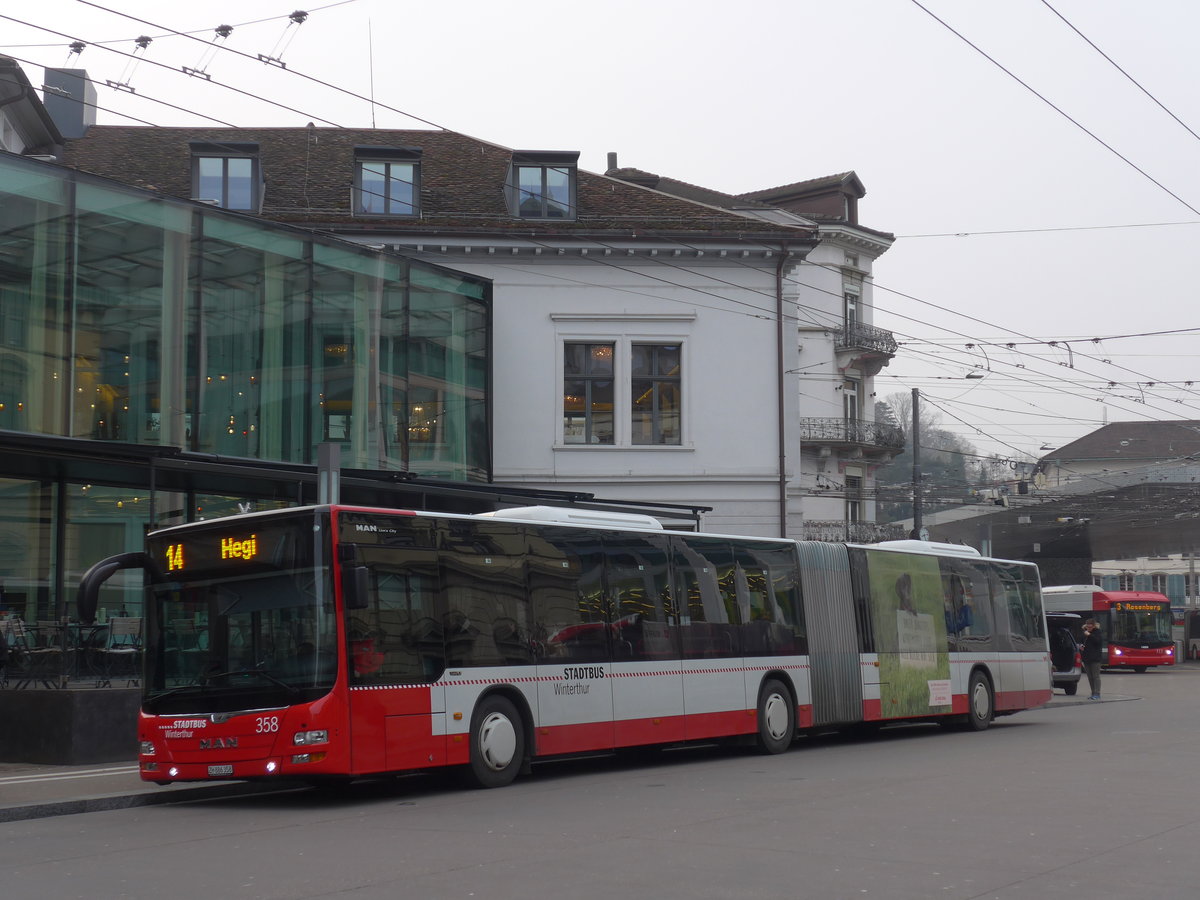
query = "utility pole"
(910, 388, 923, 540)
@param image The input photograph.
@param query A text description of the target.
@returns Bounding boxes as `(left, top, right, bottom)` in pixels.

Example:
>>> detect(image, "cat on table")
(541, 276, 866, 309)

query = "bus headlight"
(1166, 647, 1174, 655)
(1113, 648, 1123, 656)
(139, 741, 156, 756)
(293, 730, 329, 746)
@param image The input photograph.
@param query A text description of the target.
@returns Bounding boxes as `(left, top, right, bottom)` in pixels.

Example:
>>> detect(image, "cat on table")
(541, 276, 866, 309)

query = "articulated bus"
(1041, 586, 1175, 672)
(78, 505, 1052, 789)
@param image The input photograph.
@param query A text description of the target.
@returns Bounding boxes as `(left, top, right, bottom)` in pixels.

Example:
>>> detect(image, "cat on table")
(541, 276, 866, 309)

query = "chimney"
(606, 152, 618, 174)
(42, 68, 96, 139)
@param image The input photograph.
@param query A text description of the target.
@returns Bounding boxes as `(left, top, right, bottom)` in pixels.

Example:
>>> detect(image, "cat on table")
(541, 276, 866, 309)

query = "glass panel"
(0, 477, 56, 623)
(563, 343, 586, 376)
(74, 183, 190, 445)
(563, 377, 587, 444)
(197, 157, 224, 204)
(532, 526, 609, 664)
(631, 343, 681, 445)
(440, 520, 530, 667)
(360, 162, 387, 214)
(544, 166, 571, 218)
(939, 558, 995, 653)
(675, 537, 739, 659)
(517, 166, 544, 217)
(198, 216, 310, 463)
(588, 378, 614, 444)
(0, 158, 71, 436)
(586, 342, 613, 375)
(735, 543, 805, 656)
(386, 162, 415, 215)
(64, 483, 151, 621)
(225, 158, 254, 210)
(408, 269, 476, 478)
(606, 533, 677, 661)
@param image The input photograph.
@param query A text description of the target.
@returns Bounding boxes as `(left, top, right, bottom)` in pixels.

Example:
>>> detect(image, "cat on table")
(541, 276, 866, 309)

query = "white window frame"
(552, 314, 693, 450)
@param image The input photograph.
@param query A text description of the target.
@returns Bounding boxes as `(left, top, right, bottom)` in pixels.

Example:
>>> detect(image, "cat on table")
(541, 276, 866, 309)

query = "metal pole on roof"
(318, 442, 341, 505)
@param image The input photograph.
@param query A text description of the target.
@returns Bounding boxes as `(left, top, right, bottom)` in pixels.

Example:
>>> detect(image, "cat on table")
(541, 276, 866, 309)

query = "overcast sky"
(6, 0, 1200, 463)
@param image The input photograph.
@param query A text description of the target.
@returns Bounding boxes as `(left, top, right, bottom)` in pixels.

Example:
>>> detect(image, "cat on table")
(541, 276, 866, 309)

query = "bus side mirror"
(343, 566, 370, 610)
(77, 552, 149, 625)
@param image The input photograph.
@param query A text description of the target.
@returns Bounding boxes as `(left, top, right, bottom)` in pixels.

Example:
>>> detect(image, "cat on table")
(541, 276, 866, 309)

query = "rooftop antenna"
(368, 19, 377, 128)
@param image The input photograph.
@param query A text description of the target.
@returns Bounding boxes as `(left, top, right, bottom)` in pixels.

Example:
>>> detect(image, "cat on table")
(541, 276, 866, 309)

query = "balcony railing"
(835, 322, 898, 356)
(803, 520, 907, 543)
(798, 417, 905, 452)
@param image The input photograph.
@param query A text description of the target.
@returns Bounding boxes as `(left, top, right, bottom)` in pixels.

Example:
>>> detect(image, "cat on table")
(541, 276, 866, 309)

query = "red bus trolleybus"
(1041, 586, 1175, 672)
(78, 505, 1052, 789)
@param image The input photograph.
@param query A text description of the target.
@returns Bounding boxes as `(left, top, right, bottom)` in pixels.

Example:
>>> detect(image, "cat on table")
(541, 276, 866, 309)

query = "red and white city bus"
(1041, 586, 1175, 672)
(78, 505, 1052, 789)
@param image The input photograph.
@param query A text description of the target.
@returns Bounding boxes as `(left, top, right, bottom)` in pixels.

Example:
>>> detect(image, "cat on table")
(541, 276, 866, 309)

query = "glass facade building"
(0, 153, 491, 626)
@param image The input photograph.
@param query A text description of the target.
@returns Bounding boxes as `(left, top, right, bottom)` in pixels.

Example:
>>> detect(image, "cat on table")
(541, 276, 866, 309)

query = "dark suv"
(1047, 612, 1083, 695)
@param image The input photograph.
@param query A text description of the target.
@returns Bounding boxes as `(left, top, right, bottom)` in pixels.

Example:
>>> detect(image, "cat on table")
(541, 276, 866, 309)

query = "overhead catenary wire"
(9, 7, 1198, 458)
(0, 13, 344, 126)
(909, 0, 1200, 218)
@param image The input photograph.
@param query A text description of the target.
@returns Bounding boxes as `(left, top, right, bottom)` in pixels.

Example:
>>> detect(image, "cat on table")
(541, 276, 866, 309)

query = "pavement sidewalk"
(0, 760, 297, 823)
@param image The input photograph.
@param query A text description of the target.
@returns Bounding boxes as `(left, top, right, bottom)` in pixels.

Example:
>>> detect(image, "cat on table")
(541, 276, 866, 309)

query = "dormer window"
(355, 146, 421, 216)
(509, 150, 578, 220)
(190, 141, 261, 211)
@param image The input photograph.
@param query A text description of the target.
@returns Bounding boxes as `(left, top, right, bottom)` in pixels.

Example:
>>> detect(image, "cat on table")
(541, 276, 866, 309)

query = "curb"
(0, 779, 301, 824)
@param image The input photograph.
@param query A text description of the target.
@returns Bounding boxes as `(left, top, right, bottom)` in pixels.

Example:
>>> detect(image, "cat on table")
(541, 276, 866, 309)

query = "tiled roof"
(606, 167, 778, 211)
(59, 126, 817, 239)
(738, 171, 864, 202)
(1044, 421, 1200, 461)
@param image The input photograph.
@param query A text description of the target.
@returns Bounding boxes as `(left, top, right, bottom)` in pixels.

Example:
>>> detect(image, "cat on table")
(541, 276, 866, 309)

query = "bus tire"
(1132, 666, 1147, 673)
(467, 694, 524, 789)
(755, 678, 795, 754)
(966, 670, 993, 732)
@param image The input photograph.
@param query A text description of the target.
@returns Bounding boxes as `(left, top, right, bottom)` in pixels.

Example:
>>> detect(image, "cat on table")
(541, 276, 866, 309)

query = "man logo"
(199, 737, 238, 750)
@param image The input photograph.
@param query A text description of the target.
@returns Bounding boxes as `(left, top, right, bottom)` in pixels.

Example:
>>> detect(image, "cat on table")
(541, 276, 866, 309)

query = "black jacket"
(1081, 628, 1105, 664)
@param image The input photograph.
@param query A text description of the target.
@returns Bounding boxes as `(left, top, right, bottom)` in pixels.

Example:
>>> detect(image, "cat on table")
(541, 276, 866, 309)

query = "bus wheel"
(756, 679, 795, 754)
(967, 671, 993, 732)
(1132, 666, 1147, 673)
(467, 695, 524, 788)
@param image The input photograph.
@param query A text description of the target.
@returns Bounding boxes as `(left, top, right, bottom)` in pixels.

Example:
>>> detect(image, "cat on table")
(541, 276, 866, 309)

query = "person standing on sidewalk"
(1081, 618, 1104, 700)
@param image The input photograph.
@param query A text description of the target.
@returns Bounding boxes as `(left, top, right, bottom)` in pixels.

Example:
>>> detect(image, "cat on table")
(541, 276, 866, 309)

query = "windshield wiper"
(202, 665, 301, 697)
(151, 664, 300, 702)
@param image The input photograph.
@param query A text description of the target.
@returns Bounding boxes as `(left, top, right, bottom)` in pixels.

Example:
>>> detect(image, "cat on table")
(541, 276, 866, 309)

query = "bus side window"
(440, 520, 531, 668)
(939, 558, 995, 653)
(606, 534, 677, 662)
(675, 537, 739, 660)
(991, 563, 1043, 652)
(734, 542, 804, 656)
(533, 527, 609, 665)
(347, 564, 443, 684)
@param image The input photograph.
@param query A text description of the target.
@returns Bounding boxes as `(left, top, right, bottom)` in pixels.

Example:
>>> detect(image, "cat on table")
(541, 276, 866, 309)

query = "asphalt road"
(2, 668, 1198, 900)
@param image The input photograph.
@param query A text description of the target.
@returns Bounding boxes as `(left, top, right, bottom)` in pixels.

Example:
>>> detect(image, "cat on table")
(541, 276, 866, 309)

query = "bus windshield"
(142, 512, 338, 714)
(1110, 603, 1172, 646)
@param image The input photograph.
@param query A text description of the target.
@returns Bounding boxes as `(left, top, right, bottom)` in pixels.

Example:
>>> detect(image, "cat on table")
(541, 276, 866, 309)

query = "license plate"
(208, 765, 234, 776)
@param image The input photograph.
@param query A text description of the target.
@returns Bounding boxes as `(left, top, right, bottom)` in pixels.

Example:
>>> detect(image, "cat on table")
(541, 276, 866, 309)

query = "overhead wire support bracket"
(182, 66, 212, 81)
(257, 54, 288, 69)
